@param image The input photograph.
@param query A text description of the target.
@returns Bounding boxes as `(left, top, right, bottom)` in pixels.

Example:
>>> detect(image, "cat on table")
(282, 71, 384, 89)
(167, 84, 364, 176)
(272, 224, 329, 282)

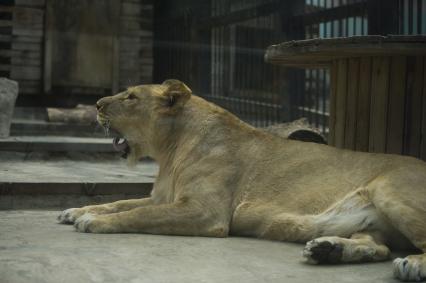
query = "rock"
(263, 118, 327, 144)
(0, 78, 19, 138)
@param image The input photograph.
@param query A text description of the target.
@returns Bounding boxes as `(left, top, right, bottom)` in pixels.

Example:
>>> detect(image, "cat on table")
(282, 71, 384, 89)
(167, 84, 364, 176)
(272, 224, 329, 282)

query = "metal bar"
(409, 0, 414, 34)
(417, 0, 422, 34)
(291, 1, 365, 28)
(197, 1, 285, 30)
(322, 69, 327, 133)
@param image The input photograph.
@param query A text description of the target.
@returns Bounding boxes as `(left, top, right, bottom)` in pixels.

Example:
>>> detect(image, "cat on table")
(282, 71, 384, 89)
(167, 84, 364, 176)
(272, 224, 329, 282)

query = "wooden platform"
(265, 35, 426, 161)
(10, 119, 105, 137)
(265, 35, 426, 68)
(0, 136, 116, 152)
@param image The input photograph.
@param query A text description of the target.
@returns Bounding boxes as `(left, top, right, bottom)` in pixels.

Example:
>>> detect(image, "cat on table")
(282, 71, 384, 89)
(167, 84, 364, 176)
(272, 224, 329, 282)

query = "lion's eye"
(126, 93, 137, 100)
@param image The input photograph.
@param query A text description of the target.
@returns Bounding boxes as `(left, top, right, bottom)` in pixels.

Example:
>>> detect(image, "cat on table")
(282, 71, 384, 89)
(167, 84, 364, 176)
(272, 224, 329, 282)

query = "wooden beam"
(404, 56, 424, 157)
(344, 58, 360, 150)
(334, 59, 348, 148)
(328, 60, 338, 146)
(369, 56, 390, 153)
(386, 56, 407, 154)
(355, 57, 372, 151)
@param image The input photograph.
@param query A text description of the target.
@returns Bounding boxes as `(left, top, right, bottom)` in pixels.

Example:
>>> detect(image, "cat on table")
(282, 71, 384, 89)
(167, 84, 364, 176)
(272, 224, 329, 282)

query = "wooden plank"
(18, 80, 41, 88)
(121, 2, 142, 17)
(119, 29, 153, 37)
(11, 49, 41, 60)
(12, 28, 42, 37)
(11, 56, 40, 66)
(0, 50, 12, 57)
(12, 42, 41, 51)
(344, 58, 359, 150)
(422, 57, 426, 160)
(140, 67, 152, 77)
(0, 34, 11, 42)
(120, 19, 146, 31)
(0, 7, 14, 12)
(10, 65, 41, 80)
(0, 20, 12, 27)
(0, 64, 10, 71)
(13, 7, 44, 27)
(404, 56, 424, 157)
(119, 36, 141, 45)
(0, 49, 41, 59)
(334, 59, 348, 148)
(12, 35, 42, 43)
(139, 58, 153, 65)
(19, 80, 41, 94)
(386, 56, 407, 154)
(265, 36, 426, 68)
(43, 0, 53, 93)
(328, 60, 338, 146)
(15, 0, 46, 7)
(369, 56, 390, 153)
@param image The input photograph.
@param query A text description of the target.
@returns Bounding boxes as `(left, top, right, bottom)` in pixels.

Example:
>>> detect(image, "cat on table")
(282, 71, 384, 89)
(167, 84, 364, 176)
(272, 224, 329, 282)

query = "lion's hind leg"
(302, 232, 391, 264)
(301, 187, 396, 265)
(231, 202, 319, 242)
(369, 172, 426, 282)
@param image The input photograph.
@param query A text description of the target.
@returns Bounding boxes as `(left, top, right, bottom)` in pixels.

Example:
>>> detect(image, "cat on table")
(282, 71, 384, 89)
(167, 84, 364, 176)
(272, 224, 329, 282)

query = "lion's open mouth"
(97, 116, 131, 159)
(113, 137, 130, 158)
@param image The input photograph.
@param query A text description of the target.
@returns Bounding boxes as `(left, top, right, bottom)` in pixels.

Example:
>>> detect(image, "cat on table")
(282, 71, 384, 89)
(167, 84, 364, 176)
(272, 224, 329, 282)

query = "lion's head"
(96, 79, 192, 164)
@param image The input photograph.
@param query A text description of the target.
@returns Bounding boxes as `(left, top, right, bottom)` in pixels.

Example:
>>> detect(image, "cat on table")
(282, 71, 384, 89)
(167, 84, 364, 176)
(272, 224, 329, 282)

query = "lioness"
(58, 80, 426, 282)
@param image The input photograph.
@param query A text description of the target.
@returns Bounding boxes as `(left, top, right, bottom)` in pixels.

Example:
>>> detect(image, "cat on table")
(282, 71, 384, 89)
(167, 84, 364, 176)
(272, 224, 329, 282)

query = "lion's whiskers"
(103, 120, 111, 137)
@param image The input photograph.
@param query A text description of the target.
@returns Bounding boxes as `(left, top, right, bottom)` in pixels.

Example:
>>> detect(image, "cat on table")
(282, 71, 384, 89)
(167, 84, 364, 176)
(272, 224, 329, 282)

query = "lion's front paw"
(58, 208, 85, 224)
(74, 213, 115, 233)
(74, 213, 97, 232)
(394, 255, 426, 282)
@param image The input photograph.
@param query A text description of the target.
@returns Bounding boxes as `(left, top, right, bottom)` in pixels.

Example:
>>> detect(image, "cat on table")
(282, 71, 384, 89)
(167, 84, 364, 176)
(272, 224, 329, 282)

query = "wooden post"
(386, 56, 407, 154)
(344, 58, 360, 150)
(368, 56, 390, 153)
(355, 57, 372, 152)
(334, 59, 348, 148)
(404, 56, 424, 157)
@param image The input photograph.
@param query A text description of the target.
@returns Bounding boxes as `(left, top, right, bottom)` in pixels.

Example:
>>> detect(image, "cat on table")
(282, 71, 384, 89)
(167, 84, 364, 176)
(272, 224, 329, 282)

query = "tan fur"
(59, 80, 426, 282)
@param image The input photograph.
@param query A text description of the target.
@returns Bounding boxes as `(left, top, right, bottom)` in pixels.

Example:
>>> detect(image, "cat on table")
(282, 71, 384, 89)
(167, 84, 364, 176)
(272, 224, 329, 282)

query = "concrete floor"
(0, 210, 402, 283)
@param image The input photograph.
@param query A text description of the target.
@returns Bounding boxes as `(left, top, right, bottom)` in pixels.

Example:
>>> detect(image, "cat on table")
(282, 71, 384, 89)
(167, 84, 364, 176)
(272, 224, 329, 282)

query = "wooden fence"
(0, 0, 153, 107)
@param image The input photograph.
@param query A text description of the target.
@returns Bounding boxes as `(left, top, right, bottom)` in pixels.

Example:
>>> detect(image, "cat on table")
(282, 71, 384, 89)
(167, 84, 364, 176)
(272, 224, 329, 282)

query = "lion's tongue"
(112, 137, 128, 152)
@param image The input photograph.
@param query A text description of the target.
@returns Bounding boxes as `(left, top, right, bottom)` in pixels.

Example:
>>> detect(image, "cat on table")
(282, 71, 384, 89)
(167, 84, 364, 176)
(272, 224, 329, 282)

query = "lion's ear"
(161, 79, 192, 109)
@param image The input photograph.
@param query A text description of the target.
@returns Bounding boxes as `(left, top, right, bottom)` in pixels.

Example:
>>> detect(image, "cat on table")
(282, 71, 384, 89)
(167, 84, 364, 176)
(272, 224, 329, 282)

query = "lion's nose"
(96, 96, 113, 111)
